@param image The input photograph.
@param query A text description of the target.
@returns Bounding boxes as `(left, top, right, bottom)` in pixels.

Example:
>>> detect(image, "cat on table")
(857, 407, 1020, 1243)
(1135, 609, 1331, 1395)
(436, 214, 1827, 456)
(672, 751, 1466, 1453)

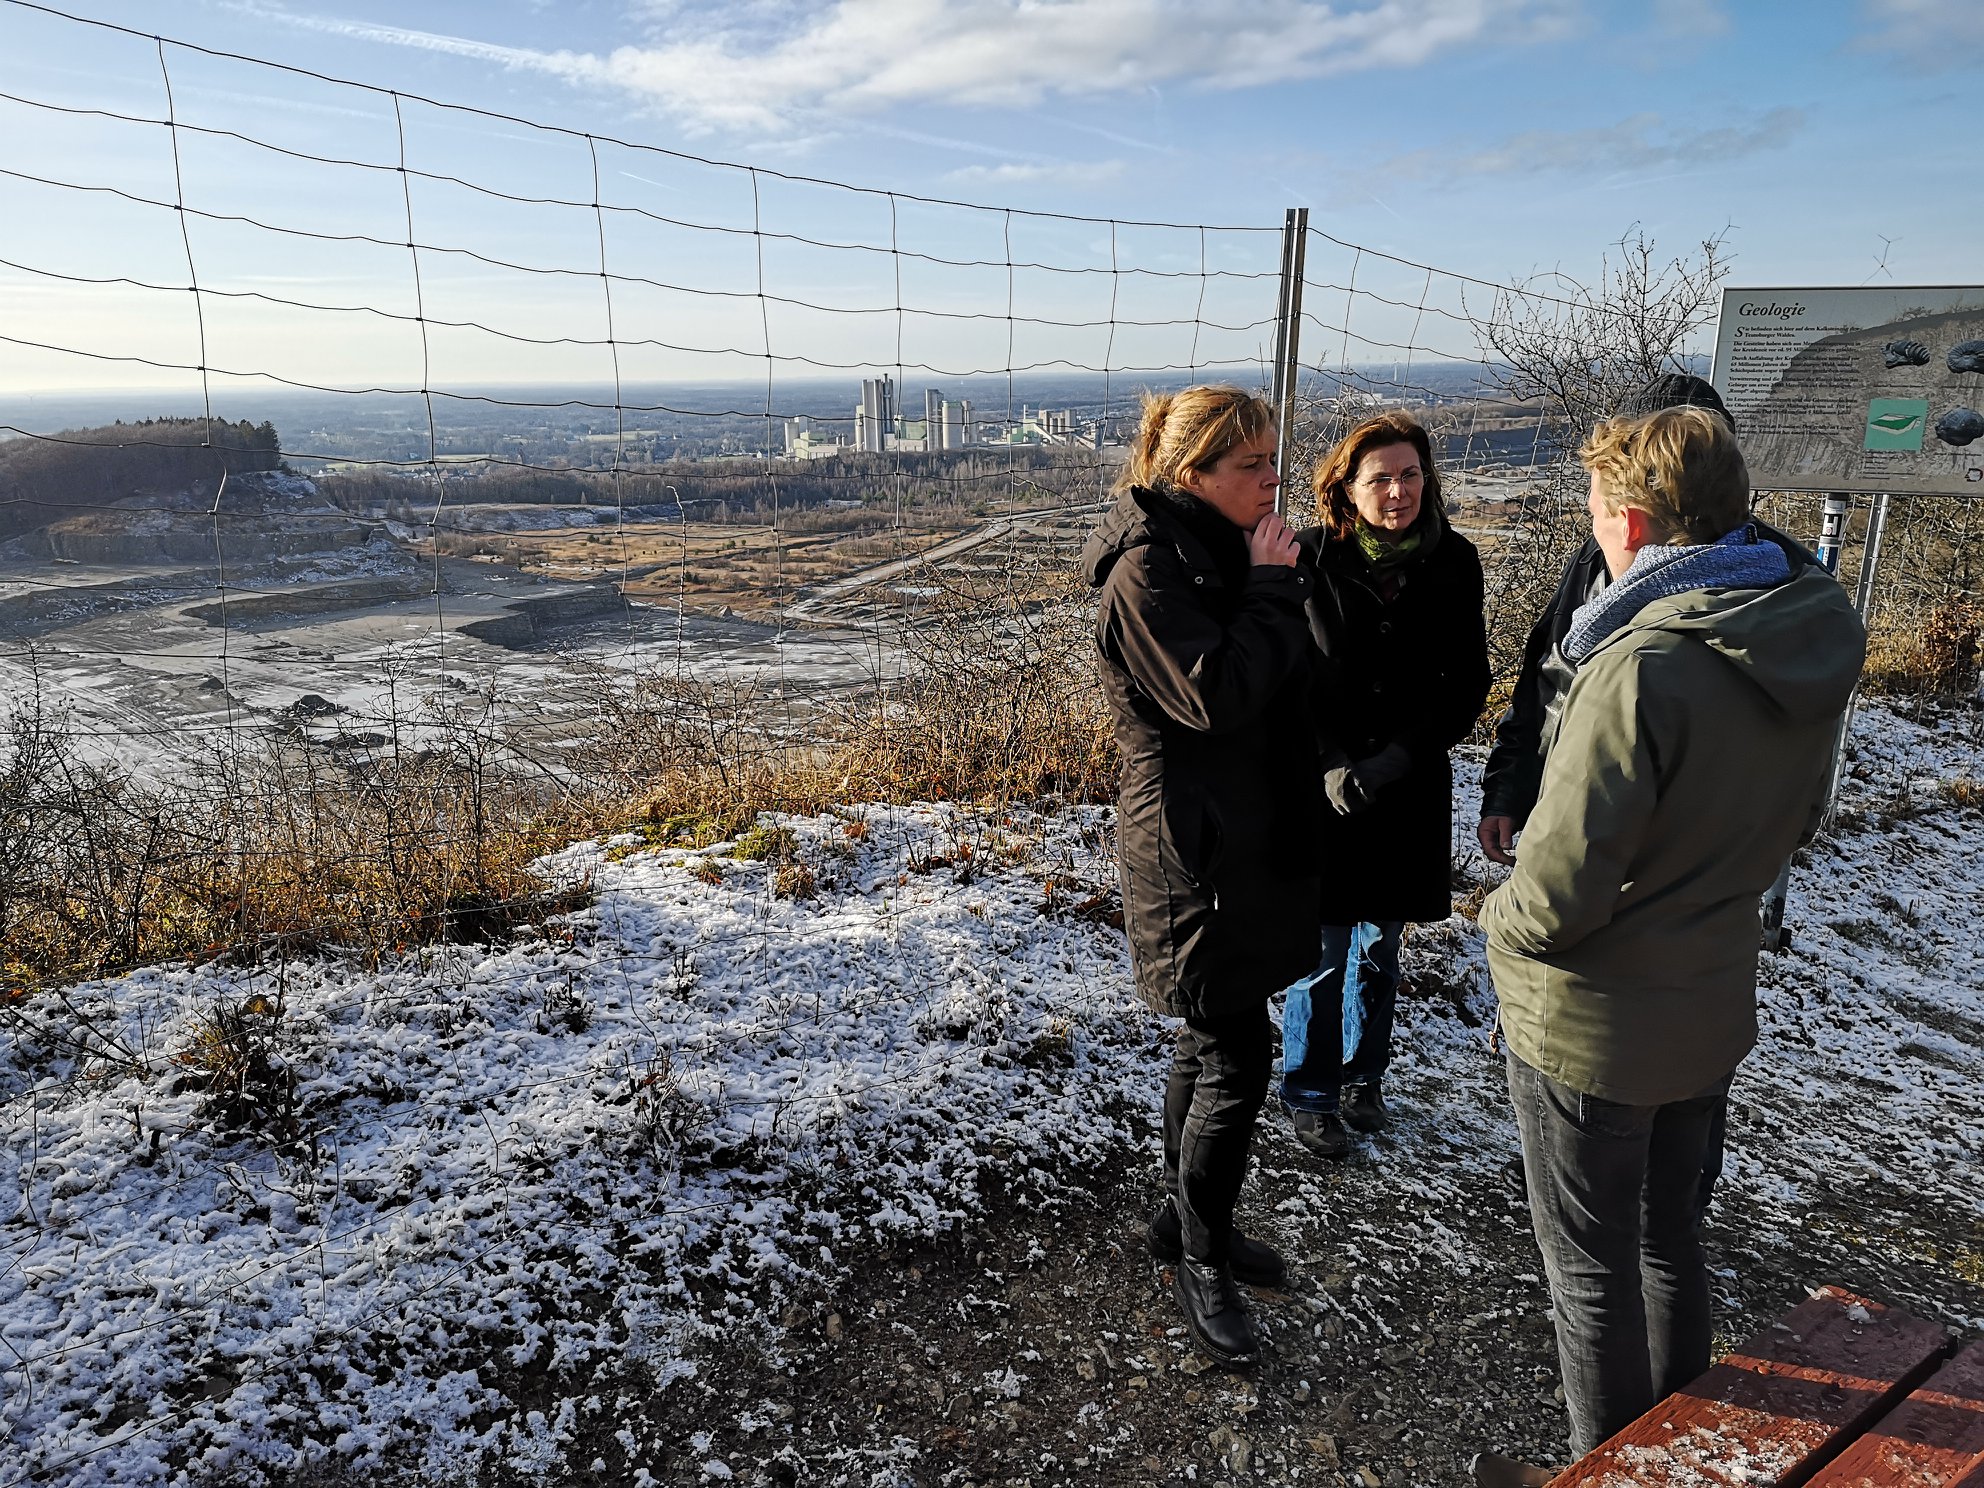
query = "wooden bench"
(1547, 1286, 1952, 1488)
(1805, 1337, 1984, 1488)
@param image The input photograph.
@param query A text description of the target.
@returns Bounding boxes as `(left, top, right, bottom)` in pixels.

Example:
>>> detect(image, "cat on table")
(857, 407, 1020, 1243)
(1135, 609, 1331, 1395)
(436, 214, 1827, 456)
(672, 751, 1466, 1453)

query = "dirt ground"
(419, 517, 968, 618)
(467, 1077, 1984, 1488)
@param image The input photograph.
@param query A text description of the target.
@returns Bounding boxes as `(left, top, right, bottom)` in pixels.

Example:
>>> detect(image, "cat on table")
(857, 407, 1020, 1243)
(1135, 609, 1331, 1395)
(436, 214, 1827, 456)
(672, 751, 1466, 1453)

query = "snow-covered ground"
(2, 703, 1980, 1486)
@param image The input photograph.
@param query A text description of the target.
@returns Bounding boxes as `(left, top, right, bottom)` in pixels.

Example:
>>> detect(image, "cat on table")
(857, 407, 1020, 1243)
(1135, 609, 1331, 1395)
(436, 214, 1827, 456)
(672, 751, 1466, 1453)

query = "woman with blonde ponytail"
(1081, 384, 1326, 1366)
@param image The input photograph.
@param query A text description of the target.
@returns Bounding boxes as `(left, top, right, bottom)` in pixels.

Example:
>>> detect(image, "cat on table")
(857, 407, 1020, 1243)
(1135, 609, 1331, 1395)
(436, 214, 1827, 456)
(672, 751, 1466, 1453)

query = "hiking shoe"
(1290, 1108, 1349, 1160)
(1173, 1258, 1259, 1366)
(1148, 1197, 1289, 1288)
(1341, 1083, 1388, 1134)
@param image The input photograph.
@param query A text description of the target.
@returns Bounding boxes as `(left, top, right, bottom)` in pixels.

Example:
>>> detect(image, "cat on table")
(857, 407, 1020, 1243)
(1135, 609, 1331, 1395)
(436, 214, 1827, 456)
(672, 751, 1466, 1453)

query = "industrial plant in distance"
(784, 375, 1108, 458)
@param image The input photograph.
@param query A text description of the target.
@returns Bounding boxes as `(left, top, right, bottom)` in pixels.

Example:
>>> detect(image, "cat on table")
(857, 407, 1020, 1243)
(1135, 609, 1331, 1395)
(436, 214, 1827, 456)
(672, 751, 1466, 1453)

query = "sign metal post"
(1757, 489, 1893, 952)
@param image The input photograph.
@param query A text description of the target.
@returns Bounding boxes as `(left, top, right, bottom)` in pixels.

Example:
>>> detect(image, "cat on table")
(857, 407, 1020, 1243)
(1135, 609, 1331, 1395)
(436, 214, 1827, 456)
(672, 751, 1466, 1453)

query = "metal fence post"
(1271, 207, 1308, 514)
(1761, 492, 1854, 951)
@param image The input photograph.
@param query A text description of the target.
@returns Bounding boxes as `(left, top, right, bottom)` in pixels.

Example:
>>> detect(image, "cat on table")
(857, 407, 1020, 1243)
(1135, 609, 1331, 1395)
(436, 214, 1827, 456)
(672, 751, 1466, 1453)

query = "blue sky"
(0, 0, 1974, 398)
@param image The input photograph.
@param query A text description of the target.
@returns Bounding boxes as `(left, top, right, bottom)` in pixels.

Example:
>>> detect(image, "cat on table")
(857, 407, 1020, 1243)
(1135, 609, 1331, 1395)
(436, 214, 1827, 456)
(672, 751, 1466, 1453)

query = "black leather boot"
(1173, 1258, 1260, 1365)
(1147, 1197, 1289, 1288)
(1341, 1083, 1388, 1133)
(1291, 1108, 1349, 1159)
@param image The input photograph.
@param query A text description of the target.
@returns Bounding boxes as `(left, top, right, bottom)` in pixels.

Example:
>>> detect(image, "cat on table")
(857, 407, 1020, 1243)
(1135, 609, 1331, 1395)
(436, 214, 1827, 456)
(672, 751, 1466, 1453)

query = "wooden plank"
(1807, 1338, 1984, 1488)
(1549, 1287, 1952, 1488)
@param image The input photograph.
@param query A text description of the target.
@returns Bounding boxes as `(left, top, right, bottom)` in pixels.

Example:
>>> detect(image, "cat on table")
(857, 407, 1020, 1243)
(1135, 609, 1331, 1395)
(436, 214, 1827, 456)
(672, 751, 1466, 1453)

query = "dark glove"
(1323, 742, 1411, 816)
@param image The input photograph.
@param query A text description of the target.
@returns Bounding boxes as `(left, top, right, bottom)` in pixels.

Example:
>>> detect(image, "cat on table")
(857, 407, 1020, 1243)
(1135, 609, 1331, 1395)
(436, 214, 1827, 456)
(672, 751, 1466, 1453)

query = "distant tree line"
(317, 447, 1115, 523)
(0, 418, 284, 542)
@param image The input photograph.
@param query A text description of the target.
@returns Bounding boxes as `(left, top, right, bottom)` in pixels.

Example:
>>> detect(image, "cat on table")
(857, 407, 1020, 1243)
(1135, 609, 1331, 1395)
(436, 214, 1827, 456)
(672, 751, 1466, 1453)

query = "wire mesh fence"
(0, 2, 1293, 992)
(0, 15, 1287, 1476)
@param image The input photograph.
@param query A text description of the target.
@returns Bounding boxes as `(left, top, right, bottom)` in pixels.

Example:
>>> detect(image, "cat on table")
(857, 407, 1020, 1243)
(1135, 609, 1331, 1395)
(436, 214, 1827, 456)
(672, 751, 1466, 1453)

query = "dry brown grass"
(1754, 491, 1984, 703)
(565, 555, 1116, 836)
(0, 701, 603, 995)
(1862, 595, 1983, 699)
(25, 482, 1974, 1002)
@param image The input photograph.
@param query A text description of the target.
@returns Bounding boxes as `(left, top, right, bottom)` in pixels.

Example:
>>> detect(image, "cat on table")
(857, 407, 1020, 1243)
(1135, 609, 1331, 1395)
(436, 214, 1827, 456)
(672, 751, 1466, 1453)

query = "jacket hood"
(1605, 569, 1866, 724)
(1083, 484, 1242, 588)
(1081, 488, 1155, 588)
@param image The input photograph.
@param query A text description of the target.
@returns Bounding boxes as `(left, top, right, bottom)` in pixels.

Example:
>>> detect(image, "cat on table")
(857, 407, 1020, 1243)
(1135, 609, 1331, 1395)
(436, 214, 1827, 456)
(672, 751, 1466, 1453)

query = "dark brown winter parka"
(1082, 485, 1326, 1020)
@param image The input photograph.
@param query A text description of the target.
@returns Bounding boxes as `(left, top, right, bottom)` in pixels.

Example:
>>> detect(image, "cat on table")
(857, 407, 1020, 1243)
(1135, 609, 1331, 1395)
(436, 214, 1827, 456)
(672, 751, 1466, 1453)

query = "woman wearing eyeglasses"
(1281, 411, 1490, 1159)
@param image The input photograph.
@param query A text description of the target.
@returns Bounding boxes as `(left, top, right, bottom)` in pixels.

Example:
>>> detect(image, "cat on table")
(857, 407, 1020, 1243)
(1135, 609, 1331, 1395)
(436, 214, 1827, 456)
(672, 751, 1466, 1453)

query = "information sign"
(1710, 285, 1984, 494)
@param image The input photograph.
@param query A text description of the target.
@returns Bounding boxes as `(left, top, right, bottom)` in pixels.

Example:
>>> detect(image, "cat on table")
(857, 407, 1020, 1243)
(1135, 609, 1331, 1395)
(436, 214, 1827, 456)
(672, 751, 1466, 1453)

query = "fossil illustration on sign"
(1934, 408, 1984, 447)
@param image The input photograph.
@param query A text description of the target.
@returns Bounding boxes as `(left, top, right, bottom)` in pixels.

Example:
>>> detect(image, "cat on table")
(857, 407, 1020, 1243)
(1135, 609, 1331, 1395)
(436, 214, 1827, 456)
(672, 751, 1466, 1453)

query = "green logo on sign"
(1866, 398, 1929, 451)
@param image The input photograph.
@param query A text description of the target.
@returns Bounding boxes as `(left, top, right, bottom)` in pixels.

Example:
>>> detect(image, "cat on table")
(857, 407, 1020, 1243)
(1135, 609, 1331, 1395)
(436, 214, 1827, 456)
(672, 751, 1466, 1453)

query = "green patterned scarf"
(1355, 519, 1422, 569)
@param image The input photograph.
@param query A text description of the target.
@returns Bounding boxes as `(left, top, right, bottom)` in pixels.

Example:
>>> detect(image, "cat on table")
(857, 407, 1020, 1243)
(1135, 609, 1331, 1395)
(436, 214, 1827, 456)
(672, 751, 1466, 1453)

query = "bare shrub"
(1481, 228, 1730, 457)
(1864, 592, 1982, 698)
(571, 552, 1115, 834)
(619, 1049, 718, 1164)
(171, 992, 299, 1139)
(572, 669, 818, 828)
(1757, 491, 1984, 704)
(0, 677, 598, 993)
(1471, 229, 1732, 686)
(190, 733, 596, 960)
(837, 559, 1115, 804)
(0, 684, 206, 980)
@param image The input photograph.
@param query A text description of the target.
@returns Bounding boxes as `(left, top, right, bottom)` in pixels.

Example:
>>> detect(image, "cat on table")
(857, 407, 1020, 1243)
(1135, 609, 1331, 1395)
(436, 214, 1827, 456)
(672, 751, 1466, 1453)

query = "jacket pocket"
(1160, 789, 1222, 890)
(1572, 1088, 1657, 1138)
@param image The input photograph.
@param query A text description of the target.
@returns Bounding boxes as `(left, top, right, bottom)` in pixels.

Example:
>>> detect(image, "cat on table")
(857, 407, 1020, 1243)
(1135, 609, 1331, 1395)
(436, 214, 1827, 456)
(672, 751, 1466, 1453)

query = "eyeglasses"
(1355, 469, 1424, 492)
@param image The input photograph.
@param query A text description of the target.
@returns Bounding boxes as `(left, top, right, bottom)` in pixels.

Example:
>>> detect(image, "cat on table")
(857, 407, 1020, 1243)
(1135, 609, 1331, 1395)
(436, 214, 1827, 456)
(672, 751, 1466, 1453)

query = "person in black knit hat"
(1477, 372, 1818, 1221)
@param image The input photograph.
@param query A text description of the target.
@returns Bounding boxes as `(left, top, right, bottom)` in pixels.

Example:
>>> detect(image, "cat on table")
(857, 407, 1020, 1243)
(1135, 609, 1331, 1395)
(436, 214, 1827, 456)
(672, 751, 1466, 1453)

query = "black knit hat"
(1616, 372, 1736, 432)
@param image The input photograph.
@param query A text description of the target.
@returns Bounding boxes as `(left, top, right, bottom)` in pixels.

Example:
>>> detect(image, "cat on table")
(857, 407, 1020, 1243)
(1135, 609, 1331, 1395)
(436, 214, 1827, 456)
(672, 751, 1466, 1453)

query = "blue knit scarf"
(1562, 524, 1791, 664)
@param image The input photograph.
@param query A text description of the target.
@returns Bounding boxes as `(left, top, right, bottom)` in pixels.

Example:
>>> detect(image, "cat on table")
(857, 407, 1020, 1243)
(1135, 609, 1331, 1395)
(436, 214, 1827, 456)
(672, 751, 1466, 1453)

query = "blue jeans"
(1280, 920, 1403, 1113)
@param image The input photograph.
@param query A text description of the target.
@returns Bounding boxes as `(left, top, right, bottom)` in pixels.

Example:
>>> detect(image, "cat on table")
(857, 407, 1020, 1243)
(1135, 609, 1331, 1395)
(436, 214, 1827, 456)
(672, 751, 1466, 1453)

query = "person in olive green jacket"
(1481, 406, 1865, 1463)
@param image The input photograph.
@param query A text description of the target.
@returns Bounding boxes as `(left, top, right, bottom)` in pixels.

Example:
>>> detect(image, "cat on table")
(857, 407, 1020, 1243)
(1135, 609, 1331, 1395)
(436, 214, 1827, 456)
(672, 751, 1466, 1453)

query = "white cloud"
(244, 0, 1579, 135)
(1856, 0, 1973, 66)
(944, 160, 1126, 186)
(1648, 0, 1730, 36)
(221, 3, 613, 81)
(1383, 107, 1804, 183)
